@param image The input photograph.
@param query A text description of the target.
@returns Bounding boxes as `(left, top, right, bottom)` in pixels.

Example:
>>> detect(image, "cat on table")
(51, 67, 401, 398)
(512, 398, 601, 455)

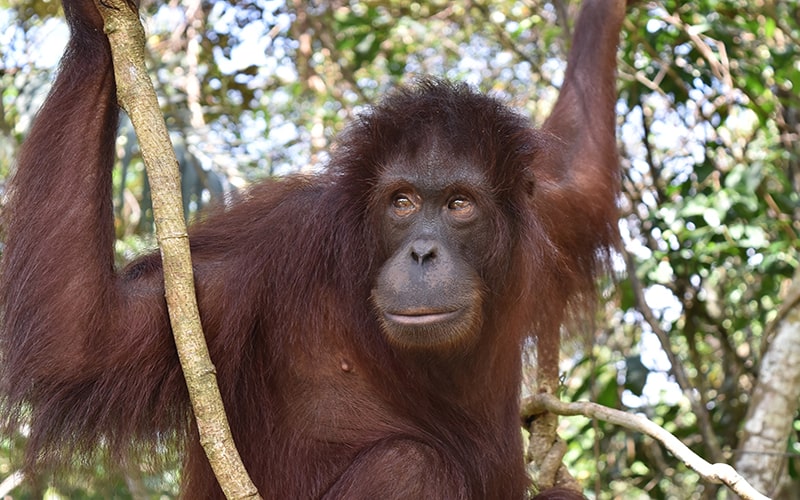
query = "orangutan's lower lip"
(385, 310, 460, 326)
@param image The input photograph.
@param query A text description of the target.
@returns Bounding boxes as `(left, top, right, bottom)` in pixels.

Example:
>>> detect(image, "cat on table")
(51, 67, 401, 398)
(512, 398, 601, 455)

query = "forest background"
(0, 0, 798, 498)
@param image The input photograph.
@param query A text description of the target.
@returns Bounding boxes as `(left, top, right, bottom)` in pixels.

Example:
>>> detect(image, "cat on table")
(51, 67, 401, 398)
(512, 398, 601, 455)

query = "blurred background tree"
(0, 0, 797, 498)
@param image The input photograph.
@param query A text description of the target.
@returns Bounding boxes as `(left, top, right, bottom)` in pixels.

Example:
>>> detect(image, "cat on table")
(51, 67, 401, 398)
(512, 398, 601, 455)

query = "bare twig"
(623, 248, 724, 463)
(659, 12, 733, 91)
(0, 470, 24, 497)
(523, 393, 772, 500)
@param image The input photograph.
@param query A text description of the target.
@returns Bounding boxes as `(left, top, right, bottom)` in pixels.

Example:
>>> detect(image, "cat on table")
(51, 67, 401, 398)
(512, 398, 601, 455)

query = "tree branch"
(522, 393, 771, 500)
(623, 248, 724, 462)
(93, 1, 260, 498)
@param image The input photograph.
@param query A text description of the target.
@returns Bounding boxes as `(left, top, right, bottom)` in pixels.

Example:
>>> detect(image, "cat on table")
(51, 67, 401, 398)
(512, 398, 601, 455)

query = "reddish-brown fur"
(0, 0, 624, 498)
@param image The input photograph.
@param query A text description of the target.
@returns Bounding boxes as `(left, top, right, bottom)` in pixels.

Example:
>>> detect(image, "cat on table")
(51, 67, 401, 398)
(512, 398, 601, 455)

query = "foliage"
(562, 1, 799, 498)
(0, 0, 797, 498)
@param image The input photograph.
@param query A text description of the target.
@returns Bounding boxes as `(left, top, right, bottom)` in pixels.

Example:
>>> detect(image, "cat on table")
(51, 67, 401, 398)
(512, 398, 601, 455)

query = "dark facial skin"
(371, 142, 494, 351)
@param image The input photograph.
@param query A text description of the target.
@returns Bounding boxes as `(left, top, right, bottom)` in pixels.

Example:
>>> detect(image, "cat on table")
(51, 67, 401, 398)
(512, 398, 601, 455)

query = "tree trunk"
(735, 270, 800, 499)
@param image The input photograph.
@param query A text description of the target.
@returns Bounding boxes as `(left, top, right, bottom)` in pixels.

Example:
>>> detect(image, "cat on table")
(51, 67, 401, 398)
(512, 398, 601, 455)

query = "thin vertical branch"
(93, 1, 261, 497)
